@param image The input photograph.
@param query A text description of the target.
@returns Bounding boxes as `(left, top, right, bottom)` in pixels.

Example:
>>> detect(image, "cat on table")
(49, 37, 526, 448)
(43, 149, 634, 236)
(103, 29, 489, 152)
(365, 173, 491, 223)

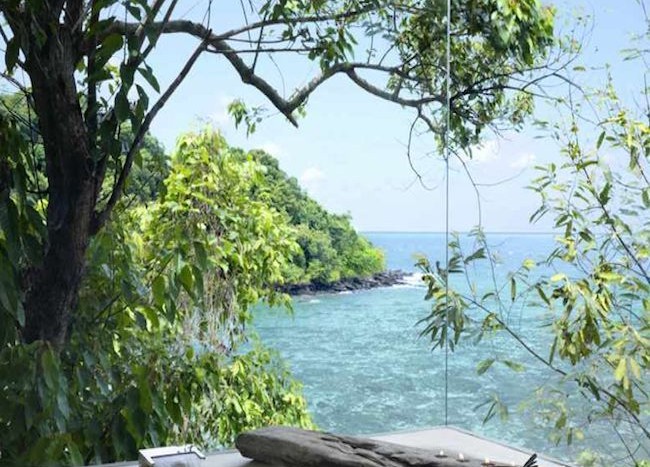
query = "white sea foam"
(393, 272, 425, 288)
(308, 298, 321, 304)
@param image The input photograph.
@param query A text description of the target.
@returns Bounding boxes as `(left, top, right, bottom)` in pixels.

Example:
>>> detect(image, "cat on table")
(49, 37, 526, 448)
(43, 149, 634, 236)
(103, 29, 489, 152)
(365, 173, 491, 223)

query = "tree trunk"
(21, 25, 95, 348)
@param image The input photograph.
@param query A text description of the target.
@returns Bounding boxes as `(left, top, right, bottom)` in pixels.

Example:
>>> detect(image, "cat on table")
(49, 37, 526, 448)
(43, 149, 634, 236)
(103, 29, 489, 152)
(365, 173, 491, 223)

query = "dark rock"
(277, 270, 408, 296)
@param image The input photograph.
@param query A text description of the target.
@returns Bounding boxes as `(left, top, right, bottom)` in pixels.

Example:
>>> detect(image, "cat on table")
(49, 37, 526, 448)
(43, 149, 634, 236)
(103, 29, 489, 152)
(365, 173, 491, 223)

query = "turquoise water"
(252, 233, 645, 463)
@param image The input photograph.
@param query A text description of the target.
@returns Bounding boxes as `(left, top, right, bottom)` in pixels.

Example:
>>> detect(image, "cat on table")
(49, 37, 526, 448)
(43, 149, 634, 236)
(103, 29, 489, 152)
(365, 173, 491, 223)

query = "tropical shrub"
(417, 25, 650, 467)
(0, 128, 313, 466)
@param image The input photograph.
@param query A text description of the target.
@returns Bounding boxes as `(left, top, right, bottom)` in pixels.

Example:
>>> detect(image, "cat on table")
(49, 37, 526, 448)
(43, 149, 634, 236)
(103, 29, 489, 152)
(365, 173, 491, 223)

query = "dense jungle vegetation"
(1, 120, 318, 464)
(245, 150, 385, 285)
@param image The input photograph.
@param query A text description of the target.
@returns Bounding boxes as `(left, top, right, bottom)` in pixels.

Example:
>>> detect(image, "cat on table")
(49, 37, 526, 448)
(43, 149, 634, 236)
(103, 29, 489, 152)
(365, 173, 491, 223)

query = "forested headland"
(242, 150, 386, 287)
(124, 122, 389, 290)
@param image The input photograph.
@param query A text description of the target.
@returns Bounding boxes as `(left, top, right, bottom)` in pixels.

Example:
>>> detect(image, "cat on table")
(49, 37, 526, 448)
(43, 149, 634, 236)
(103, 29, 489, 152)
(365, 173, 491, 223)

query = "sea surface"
(252, 233, 646, 464)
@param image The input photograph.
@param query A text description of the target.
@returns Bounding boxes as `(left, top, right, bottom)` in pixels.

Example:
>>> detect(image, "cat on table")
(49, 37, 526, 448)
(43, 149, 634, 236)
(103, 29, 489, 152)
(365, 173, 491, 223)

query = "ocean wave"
(394, 272, 425, 288)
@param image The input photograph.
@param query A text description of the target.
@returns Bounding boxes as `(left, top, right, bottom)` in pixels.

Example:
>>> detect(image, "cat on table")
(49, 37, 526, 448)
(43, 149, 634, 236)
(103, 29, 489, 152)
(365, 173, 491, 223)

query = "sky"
(141, 0, 648, 233)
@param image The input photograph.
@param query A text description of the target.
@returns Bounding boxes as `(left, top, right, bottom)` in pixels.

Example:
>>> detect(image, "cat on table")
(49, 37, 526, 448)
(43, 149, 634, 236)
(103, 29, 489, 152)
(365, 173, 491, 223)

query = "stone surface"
(235, 426, 488, 467)
(97, 426, 568, 467)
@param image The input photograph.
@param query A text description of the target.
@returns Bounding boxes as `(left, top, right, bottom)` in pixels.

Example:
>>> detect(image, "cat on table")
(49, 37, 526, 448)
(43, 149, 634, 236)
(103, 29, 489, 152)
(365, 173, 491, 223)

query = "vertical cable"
(444, 0, 451, 427)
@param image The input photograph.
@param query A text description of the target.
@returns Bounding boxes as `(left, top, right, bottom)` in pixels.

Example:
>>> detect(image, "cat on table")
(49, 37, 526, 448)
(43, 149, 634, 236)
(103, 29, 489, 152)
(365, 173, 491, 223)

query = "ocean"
(252, 232, 646, 464)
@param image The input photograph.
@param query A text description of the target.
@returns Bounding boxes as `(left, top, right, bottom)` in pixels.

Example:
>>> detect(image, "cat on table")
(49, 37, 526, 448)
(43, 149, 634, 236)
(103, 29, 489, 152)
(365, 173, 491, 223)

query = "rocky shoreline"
(278, 269, 407, 295)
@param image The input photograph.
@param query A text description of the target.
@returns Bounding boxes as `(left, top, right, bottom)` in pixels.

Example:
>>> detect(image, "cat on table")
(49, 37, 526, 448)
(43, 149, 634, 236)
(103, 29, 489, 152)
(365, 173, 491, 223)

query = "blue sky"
(145, 0, 647, 232)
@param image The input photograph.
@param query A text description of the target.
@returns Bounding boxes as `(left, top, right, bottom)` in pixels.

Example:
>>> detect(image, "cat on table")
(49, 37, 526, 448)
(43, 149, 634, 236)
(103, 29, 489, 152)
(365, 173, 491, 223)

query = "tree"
(245, 149, 385, 284)
(0, 0, 559, 349)
(0, 127, 315, 465)
(417, 12, 650, 466)
(0, 91, 169, 203)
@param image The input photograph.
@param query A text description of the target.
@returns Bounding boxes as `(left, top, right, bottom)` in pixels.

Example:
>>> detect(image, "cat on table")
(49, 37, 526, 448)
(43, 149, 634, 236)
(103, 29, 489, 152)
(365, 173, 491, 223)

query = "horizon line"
(359, 230, 558, 235)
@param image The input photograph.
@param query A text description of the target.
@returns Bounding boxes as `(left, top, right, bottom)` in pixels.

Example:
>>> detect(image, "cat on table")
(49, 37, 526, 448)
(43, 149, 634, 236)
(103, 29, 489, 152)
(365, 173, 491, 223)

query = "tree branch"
(213, 6, 376, 40)
(346, 68, 444, 108)
(91, 39, 208, 233)
(0, 72, 30, 95)
(100, 17, 448, 126)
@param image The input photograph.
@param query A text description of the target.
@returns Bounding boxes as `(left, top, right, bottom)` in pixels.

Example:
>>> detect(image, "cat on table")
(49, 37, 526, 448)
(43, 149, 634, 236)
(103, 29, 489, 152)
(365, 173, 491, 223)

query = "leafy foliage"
(391, 0, 555, 147)
(120, 127, 169, 204)
(245, 150, 385, 284)
(417, 23, 650, 467)
(0, 129, 313, 465)
(0, 0, 561, 346)
(0, 104, 41, 342)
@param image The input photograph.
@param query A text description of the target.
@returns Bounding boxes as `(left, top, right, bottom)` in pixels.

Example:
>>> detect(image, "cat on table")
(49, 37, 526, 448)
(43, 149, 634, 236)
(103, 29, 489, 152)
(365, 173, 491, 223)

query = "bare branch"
(99, 16, 442, 128)
(138, 0, 179, 63)
(1, 72, 30, 94)
(0, 21, 11, 45)
(346, 69, 444, 108)
(100, 7, 375, 45)
(207, 46, 316, 53)
(214, 6, 376, 40)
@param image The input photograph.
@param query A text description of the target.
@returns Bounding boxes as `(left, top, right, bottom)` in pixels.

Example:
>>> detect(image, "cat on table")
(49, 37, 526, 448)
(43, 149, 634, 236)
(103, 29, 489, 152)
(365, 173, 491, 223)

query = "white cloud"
(510, 152, 537, 169)
(299, 167, 325, 186)
(464, 140, 500, 164)
(260, 142, 282, 158)
(210, 96, 234, 127)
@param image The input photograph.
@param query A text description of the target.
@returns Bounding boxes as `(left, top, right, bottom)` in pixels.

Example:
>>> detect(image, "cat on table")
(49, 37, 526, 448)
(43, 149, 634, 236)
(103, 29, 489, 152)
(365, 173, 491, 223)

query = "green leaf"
(642, 189, 650, 209)
(614, 357, 627, 382)
(137, 373, 153, 414)
(95, 33, 124, 68)
(5, 38, 20, 73)
(194, 241, 208, 270)
(112, 337, 121, 356)
(41, 349, 59, 390)
(464, 248, 485, 263)
(57, 390, 70, 420)
(120, 64, 135, 89)
(67, 443, 84, 466)
(114, 91, 130, 122)
(152, 276, 166, 307)
(629, 358, 641, 379)
(477, 358, 495, 375)
(15, 301, 25, 327)
(0, 278, 13, 314)
(502, 360, 524, 372)
(549, 336, 557, 364)
(178, 265, 194, 293)
(598, 182, 611, 205)
(138, 65, 160, 93)
(126, 3, 142, 19)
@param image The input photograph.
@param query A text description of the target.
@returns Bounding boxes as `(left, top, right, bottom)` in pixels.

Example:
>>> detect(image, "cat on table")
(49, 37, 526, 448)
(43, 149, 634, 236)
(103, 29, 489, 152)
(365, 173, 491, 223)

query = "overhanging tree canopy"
(0, 0, 559, 346)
